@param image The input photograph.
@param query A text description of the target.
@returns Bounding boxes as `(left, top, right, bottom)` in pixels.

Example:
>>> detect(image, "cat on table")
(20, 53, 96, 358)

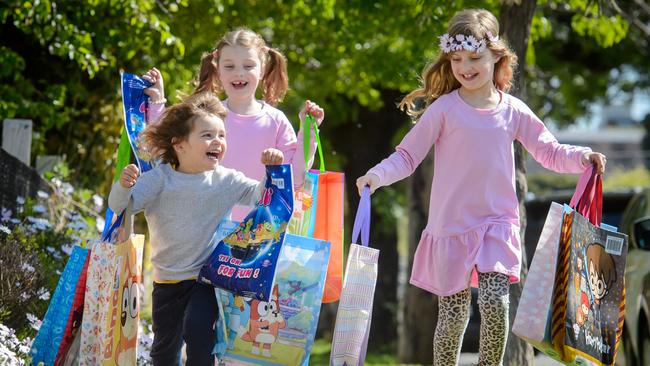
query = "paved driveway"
(458, 353, 563, 365)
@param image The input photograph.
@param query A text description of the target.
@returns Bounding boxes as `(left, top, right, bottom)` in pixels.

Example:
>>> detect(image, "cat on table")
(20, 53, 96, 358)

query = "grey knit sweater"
(108, 163, 263, 281)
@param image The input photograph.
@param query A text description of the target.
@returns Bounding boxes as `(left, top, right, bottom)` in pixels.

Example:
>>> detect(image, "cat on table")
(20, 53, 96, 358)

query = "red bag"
(54, 252, 90, 365)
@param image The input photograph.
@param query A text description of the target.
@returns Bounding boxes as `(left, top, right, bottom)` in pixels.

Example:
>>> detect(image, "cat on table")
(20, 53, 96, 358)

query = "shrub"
(0, 168, 103, 340)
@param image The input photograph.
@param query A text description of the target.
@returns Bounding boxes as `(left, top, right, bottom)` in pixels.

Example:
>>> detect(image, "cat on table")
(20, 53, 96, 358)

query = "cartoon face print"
(576, 292, 590, 326)
(121, 278, 139, 332)
(589, 261, 608, 301)
(586, 243, 616, 304)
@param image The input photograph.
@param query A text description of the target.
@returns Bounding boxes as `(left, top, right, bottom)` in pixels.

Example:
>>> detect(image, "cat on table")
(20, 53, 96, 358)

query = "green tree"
(0, 0, 186, 192)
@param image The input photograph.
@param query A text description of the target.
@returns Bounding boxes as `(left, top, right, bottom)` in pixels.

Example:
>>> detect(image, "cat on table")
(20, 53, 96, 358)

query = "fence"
(0, 148, 50, 216)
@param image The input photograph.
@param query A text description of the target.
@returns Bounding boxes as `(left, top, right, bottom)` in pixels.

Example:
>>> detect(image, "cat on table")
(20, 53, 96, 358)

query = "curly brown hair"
(143, 93, 227, 166)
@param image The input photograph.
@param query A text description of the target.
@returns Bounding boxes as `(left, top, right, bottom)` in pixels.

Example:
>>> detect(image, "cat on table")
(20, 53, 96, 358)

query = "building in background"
(527, 105, 646, 174)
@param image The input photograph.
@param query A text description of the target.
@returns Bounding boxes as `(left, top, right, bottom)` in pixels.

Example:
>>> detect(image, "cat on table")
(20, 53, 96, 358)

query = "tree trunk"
(500, 0, 537, 365)
(398, 149, 437, 364)
(317, 90, 404, 349)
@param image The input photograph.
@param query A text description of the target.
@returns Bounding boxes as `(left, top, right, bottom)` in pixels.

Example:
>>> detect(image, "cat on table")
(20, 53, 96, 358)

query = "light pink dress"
(367, 90, 591, 296)
(149, 102, 316, 221)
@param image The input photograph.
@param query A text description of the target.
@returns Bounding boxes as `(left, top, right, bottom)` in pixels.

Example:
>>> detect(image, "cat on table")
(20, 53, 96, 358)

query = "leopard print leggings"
(433, 272, 510, 366)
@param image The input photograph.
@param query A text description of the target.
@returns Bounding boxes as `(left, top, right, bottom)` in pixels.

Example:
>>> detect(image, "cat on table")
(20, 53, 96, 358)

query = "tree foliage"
(525, 0, 646, 126)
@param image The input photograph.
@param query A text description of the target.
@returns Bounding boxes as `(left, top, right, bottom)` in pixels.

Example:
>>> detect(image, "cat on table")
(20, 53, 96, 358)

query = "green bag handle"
(114, 127, 132, 183)
(303, 114, 325, 173)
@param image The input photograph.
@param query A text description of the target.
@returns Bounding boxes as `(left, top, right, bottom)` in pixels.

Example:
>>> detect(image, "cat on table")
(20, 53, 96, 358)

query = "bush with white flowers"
(0, 163, 105, 361)
(0, 323, 32, 366)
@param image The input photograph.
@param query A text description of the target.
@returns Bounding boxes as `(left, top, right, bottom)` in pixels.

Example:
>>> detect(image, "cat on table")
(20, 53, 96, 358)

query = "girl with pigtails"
(143, 28, 325, 221)
(356, 9, 606, 365)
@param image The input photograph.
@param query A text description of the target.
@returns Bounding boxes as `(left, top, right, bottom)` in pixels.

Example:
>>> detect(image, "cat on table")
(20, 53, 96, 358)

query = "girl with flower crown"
(356, 8, 606, 365)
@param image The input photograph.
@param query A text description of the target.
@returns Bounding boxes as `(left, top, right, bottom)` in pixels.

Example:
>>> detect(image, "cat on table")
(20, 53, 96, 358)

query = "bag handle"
(303, 114, 325, 173)
(101, 201, 134, 242)
(102, 212, 124, 242)
(569, 165, 593, 208)
(352, 186, 371, 246)
(569, 165, 603, 226)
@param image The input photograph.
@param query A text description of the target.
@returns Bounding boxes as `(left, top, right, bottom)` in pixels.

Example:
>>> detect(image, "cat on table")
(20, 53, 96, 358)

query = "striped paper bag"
(330, 187, 378, 366)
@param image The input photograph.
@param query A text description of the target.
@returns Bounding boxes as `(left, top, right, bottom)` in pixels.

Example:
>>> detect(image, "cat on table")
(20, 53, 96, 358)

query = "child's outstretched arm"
(515, 103, 606, 174)
(142, 68, 166, 124)
(108, 164, 163, 214)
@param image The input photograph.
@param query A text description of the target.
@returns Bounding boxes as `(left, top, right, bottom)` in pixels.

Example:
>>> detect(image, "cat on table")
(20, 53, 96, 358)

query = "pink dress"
(367, 90, 591, 296)
(149, 102, 317, 221)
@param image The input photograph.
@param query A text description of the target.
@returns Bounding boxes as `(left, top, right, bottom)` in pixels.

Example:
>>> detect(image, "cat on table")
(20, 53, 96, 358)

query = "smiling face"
(174, 115, 227, 174)
(588, 260, 608, 301)
(218, 45, 263, 103)
(449, 49, 499, 94)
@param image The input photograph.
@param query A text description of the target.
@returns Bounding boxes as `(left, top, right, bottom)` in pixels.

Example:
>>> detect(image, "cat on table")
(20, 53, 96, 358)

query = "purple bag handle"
(569, 165, 594, 208)
(352, 186, 371, 247)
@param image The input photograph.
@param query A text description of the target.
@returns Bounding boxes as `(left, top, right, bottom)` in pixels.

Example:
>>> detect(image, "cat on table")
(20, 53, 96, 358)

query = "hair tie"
(263, 46, 271, 53)
(211, 49, 219, 59)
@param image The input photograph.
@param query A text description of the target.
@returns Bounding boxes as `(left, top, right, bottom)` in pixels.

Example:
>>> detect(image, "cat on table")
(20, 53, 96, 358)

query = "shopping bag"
(558, 210, 627, 365)
(550, 168, 629, 365)
(514, 165, 602, 357)
(79, 225, 119, 365)
(512, 202, 564, 349)
(120, 71, 153, 172)
(312, 169, 344, 304)
(102, 71, 154, 241)
(29, 245, 90, 366)
(330, 186, 379, 366)
(287, 171, 319, 237)
(101, 216, 144, 365)
(53, 244, 91, 365)
(295, 115, 344, 303)
(79, 207, 144, 366)
(216, 233, 330, 366)
(199, 164, 294, 301)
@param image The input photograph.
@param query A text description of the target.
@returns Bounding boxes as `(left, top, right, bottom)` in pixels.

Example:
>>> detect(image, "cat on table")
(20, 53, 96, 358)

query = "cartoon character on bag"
(573, 292, 591, 340)
(115, 249, 140, 365)
(240, 284, 285, 357)
(224, 294, 246, 349)
(585, 242, 616, 307)
(574, 252, 588, 295)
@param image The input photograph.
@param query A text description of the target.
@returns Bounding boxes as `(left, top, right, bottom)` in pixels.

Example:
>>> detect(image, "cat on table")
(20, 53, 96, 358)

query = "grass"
(310, 338, 422, 365)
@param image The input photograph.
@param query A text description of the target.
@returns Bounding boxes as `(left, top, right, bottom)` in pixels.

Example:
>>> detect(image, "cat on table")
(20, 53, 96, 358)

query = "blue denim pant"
(150, 280, 217, 366)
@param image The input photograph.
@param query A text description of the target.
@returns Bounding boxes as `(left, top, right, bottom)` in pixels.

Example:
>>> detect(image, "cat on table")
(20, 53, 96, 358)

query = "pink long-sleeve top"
(368, 90, 591, 296)
(148, 101, 317, 221)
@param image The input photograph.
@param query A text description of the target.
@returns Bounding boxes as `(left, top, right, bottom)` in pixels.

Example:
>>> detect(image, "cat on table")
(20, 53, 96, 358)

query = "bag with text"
(199, 164, 294, 301)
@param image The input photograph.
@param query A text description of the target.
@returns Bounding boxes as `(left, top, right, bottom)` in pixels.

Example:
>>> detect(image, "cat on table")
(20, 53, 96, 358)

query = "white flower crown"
(438, 31, 499, 53)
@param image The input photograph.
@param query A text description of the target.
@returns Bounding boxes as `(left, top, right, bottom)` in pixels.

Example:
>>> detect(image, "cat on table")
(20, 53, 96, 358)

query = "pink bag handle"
(569, 165, 603, 226)
(569, 165, 593, 208)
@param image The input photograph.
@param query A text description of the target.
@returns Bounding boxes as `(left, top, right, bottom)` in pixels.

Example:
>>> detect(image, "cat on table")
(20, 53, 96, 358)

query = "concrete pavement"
(458, 353, 564, 365)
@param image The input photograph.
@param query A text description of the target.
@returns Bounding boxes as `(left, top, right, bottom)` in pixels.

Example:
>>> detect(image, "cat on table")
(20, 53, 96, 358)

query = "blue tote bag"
(29, 245, 90, 366)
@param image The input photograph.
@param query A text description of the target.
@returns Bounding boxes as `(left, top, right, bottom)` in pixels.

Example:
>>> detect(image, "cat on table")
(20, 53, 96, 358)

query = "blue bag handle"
(101, 211, 124, 242)
(352, 186, 371, 247)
